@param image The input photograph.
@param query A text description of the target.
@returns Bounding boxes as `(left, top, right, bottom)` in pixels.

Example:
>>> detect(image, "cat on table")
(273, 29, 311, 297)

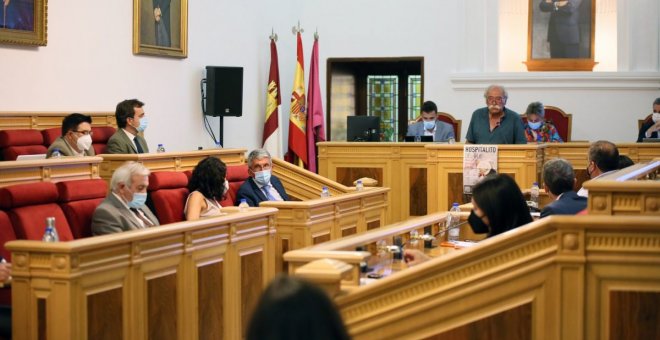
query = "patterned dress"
(524, 122, 563, 143)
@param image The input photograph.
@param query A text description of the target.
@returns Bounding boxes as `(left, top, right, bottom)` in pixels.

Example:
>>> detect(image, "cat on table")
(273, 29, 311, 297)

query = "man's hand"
(556, 1, 568, 7)
(649, 120, 660, 133)
(154, 7, 161, 22)
(0, 262, 11, 284)
(403, 249, 430, 267)
(3, 0, 10, 7)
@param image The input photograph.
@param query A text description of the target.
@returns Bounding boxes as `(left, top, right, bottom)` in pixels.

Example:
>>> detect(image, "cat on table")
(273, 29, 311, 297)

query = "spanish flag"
(286, 32, 308, 168)
(262, 38, 282, 158)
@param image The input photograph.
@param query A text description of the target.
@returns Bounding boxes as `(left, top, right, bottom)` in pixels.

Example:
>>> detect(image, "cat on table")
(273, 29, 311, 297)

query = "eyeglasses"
(486, 96, 505, 103)
(73, 130, 93, 136)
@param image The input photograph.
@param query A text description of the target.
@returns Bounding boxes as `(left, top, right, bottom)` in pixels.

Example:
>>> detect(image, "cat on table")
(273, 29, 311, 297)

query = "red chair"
(0, 211, 16, 261)
(521, 106, 573, 142)
(0, 182, 74, 241)
(41, 127, 61, 146)
(91, 126, 117, 154)
(220, 164, 250, 206)
(0, 129, 48, 160)
(413, 112, 462, 142)
(148, 171, 189, 224)
(57, 179, 108, 239)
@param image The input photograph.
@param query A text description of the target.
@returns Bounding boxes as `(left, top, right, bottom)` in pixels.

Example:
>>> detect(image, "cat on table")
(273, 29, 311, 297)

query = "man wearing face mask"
(636, 97, 660, 142)
(236, 148, 289, 207)
(465, 85, 527, 144)
(91, 161, 160, 235)
(577, 140, 619, 197)
(406, 101, 455, 142)
(106, 99, 150, 154)
(46, 113, 96, 158)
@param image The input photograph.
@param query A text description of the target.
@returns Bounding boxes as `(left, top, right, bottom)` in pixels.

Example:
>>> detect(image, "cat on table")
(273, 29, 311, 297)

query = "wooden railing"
(0, 112, 117, 130)
(272, 158, 352, 199)
(288, 214, 660, 340)
(6, 207, 278, 340)
(0, 156, 102, 187)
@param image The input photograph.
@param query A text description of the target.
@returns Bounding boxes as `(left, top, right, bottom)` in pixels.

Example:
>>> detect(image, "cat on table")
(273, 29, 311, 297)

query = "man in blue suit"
(540, 158, 586, 217)
(236, 149, 289, 207)
(406, 101, 455, 142)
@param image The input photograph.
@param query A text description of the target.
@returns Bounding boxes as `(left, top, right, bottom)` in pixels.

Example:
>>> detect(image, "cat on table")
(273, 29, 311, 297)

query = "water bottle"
(157, 144, 166, 153)
(238, 199, 249, 212)
(42, 217, 59, 242)
(51, 148, 61, 158)
(356, 180, 364, 191)
(531, 182, 540, 209)
(320, 186, 330, 198)
(447, 203, 461, 242)
(447, 137, 456, 144)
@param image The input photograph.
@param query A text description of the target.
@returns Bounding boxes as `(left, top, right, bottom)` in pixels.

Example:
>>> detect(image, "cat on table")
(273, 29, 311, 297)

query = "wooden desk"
(0, 156, 102, 187)
(7, 208, 277, 340)
(99, 148, 246, 181)
(426, 144, 546, 214)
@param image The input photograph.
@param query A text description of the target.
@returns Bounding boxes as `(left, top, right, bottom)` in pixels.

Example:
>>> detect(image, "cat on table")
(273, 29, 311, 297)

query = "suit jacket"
(406, 121, 455, 142)
(540, 191, 587, 218)
(637, 120, 659, 142)
(539, 0, 583, 44)
(91, 193, 160, 235)
(235, 176, 289, 207)
(106, 129, 149, 154)
(46, 136, 96, 158)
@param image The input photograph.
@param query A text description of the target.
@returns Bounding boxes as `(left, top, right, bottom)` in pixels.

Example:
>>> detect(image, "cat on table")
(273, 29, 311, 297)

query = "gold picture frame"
(133, 0, 188, 58)
(525, 0, 596, 71)
(0, 0, 47, 46)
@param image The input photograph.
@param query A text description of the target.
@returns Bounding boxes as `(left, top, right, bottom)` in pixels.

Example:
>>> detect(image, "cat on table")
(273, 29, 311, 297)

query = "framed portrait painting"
(133, 0, 188, 58)
(525, 0, 596, 71)
(0, 0, 47, 46)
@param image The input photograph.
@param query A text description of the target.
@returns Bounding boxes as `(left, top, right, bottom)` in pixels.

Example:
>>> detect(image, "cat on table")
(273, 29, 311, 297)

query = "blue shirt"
(465, 107, 527, 144)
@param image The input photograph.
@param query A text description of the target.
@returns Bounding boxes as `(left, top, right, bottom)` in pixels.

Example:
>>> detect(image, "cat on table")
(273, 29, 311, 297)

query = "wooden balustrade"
(0, 112, 116, 130)
(0, 156, 102, 187)
(6, 208, 277, 340)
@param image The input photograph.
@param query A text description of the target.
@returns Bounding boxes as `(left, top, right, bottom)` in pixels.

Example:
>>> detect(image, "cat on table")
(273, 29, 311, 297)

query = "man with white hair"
(236, 148, 289, 207)
(91, 161, 160, 235)
(465, 85, 527, 144)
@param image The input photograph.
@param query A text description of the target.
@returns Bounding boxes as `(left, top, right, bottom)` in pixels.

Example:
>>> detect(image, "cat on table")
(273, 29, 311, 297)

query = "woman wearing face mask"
(46, 113, 96, 158)
(523, 102, 563, 143)
(185, 157, 228, 220)
(636, 97, 660, 142)
(404, 174, 532, 266)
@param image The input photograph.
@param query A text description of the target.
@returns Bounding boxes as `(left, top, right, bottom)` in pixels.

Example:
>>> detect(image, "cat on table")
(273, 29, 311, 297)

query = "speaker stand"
(218, 116, 224, 146)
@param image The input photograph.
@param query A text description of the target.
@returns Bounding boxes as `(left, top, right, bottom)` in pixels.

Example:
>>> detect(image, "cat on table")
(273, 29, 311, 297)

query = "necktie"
(130, 207, 153, 227)
(134, 137, 144, 154)
(262, 184, 278, 201)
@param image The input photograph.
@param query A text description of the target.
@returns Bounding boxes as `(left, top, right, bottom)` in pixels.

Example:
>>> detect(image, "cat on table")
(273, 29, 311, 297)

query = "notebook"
(16, 154, 47, 161)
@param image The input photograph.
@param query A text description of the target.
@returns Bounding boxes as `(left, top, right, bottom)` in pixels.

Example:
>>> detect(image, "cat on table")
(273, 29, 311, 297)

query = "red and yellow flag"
(262, 38, 282, 158)
(286, 32, 307, 167)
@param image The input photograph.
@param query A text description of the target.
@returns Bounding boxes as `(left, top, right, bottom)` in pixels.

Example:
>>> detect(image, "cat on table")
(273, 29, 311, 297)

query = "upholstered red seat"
(0, 182, 74, 241)
(148, 171, 190, 225)
(41, 127, 61, 146)
(91, 126, 117, 154)
(221, 164, 250, 206)
(0, 129, 48, 160)
(0, 211, 16, 262)
(56, 179, 108, 239)
(521, 106, 572, 142)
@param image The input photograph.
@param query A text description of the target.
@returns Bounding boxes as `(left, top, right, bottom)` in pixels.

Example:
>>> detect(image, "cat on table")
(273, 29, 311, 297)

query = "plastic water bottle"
(320, 186, 330, 198)
(531, 182, 540, 209)
(447, 203, 461, 242)
(42, 217, 59, 242)
(356, 180, 364, 191)
(157, 144, 166, 153)
(238, 199, 249, 212)
(51, 148, 61, 158)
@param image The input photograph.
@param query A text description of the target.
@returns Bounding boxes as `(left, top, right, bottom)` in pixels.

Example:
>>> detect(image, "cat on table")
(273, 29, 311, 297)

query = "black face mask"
(468, 210, 490, 234)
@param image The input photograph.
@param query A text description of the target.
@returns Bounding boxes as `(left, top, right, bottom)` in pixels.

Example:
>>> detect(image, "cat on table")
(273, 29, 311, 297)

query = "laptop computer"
(16, 154, 47, 161)
(642, 138, 660, 143)
(403, 136, 433, 142)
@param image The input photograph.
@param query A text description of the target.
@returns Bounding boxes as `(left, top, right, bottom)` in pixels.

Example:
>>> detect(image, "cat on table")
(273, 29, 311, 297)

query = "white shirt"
(258, 182, 284, 201)
(577, 170, 616, 197)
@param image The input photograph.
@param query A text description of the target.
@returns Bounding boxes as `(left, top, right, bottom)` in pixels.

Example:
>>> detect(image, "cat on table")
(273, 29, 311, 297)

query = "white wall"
(0, 0, 658, 152)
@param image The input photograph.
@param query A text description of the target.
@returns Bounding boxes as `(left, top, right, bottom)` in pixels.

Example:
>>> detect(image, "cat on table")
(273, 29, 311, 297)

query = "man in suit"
(541, 158, 586, 217)
(91, 161, 159, 235)
(0, 258, 11, 339)
(236, 149, 289, 207)
(637, 97, 660, 142)
(46, 113, 96, 158)
(577, 140, 619, 197)
(106, 99, 150, 154)
(406, 101, 455, 142)
(539, 0, 583, 58)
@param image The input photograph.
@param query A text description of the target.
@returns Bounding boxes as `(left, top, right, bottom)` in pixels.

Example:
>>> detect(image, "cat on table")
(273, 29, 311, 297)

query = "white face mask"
(653, 113, 660, 123)
(222, 179, 229, 196)
(76, 134, 93, 151)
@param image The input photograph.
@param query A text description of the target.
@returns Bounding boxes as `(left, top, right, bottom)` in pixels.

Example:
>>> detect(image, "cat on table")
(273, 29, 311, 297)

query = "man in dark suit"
(541, 158, 586, 217)
(406, 101, 455, 142)
(539, 0, 583, 58)
(91, 161, 159, 235)
(106, 99, 150, 154)
(637, 97, 660, 142)
(236, 149, 289, 207)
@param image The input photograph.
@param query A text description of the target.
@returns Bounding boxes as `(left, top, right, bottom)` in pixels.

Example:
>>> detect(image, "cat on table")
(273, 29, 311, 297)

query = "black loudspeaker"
(205, 66, 243, 117)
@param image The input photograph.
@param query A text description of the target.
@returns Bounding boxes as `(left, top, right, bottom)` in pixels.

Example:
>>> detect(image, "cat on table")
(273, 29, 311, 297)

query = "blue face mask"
(254, 170, 271, 186)
(136, 117, 148, 132)
(423, 120, 436, 131)
(128, 192, 147, 208)
(528, 120, 542, 130)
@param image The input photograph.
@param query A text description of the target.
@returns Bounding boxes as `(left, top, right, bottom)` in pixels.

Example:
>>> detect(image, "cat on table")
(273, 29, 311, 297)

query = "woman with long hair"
(185, 157, 227, 221)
